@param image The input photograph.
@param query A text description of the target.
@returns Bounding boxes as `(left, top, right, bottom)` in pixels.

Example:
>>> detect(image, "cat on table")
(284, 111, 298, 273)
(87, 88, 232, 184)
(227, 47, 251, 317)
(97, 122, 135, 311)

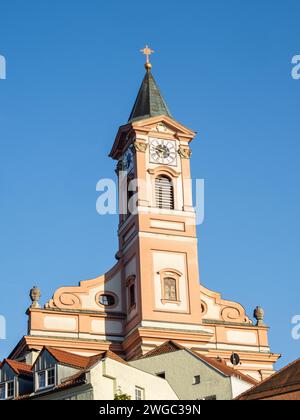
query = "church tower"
(109, 48, 204, 358)
(10, 48, 280, 382)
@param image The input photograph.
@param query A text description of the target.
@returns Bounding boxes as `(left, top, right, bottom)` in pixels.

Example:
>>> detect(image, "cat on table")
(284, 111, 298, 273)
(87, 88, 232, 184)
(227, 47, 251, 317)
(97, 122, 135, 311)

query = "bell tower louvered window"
(155, 176, 174, 210)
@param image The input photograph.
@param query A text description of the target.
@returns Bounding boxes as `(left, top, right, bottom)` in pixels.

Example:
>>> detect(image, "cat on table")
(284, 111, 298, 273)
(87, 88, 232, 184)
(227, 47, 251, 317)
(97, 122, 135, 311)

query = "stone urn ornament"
(30, 286, 41, 309)
(254, 306, 265, 326)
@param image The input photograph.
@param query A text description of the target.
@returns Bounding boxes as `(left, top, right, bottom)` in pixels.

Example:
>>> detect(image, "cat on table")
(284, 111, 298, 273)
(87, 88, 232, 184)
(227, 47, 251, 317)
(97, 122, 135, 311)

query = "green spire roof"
(128, 69, 172, 122)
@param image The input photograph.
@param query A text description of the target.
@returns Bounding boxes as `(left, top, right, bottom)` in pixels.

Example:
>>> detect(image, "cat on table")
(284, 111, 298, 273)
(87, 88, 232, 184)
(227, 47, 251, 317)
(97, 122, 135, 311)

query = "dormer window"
(0, 380, 14, 400)
(37, 367, 55, 390)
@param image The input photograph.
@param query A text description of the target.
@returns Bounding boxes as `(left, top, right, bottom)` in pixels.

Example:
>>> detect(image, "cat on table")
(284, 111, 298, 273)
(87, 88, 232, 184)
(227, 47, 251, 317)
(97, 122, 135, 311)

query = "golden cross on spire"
(140, 45, 154, 70)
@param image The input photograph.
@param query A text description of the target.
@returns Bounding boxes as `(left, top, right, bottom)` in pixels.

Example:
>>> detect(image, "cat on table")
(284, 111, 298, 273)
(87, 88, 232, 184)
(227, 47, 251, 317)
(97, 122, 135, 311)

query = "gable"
(0, 363, 15, 382)
(34, 350, 56, 372)
(132, 348, 228, 380)
(132, 116, 195, 138)
(110, 115, 196, 160)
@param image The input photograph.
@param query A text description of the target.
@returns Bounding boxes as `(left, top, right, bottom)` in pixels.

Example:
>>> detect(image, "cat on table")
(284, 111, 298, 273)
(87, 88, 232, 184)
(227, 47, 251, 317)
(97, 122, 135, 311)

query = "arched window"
(126, 174, 135, 217)
(155, 175, 174, 210)
(126, 275, 136, 312)
(163, 277, 177, 301)
(129, 284, 136, 308)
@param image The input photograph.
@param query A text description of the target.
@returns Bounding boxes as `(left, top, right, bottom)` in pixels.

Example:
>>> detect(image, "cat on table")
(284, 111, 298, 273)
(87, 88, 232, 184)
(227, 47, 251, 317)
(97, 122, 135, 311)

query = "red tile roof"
(41, 347, 128, 370)
(236, 358, 300, 400)
(15, 371, 87, 400)
(5, 347, 129, 400)
(43, 347, 104, 370)
(54, 371, 87, 392)
(138, 340, 257, 386)
(4, 359, 33, 377)
(138, 341, 183, 359)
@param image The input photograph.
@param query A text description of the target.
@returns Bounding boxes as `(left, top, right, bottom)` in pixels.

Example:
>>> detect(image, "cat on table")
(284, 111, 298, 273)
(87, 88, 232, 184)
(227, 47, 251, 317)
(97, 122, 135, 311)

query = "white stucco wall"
(230, 376, 253, 399)
(90, 358, 178, 400)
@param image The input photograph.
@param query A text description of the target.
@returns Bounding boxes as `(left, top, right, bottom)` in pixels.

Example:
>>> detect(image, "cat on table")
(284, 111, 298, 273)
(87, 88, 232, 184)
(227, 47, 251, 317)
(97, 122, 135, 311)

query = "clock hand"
(157, 145, 168, 154)
(155, 146, 164, 156)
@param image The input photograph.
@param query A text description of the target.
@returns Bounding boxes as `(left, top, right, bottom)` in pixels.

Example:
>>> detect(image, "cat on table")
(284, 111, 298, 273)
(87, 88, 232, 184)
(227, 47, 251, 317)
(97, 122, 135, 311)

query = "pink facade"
(9, 64, 280, 382)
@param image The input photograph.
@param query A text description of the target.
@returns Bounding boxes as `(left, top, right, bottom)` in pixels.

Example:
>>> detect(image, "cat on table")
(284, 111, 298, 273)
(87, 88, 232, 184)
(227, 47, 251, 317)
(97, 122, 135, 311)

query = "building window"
(7, 381, 14, 398)
(159, 269, 182, 305)
(204, 395, 217, 400)
(155, 175, 174, 210)
(193, 375, 201, 385)
(38, 371, 46, 389)
(37, 368, 56, 390)
(164, 277, 177, 301)
(47, 368, 55, 386)
(135, 386, 144, 400)
(126, 275, 136, 313)
(99, 294, 115, 307)
(127, 174, 135, 216)
(156, 372, 166, 379)
(0, 384, 5, 400)
(129, 284, 136, 308)
(0, 381, 14, 400)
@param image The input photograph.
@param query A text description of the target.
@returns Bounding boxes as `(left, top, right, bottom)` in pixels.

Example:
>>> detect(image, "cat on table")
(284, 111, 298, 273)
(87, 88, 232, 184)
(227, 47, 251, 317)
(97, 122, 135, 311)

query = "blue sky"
(0, 0, 299, 367)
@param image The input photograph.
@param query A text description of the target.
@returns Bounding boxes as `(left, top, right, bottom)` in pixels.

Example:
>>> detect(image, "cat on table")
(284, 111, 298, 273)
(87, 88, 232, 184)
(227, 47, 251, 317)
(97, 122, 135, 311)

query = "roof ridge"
(42, 346, 103, 370)
(42, 346, 127, 370)
(137, 340, 183, 360)
(137, 341, 256, 385)
(103, 350, 128, 365)
(186, 350, 257, 385)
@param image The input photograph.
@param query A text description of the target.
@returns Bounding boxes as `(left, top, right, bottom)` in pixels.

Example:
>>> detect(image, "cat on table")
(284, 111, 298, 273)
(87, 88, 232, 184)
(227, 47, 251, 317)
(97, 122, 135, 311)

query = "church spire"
(128, 45, 172, 123)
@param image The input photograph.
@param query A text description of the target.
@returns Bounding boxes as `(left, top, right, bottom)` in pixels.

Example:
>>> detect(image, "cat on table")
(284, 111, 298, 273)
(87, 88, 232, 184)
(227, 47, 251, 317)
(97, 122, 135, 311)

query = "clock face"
(122, 147, 134, 173)
(149, 138, 177, 166)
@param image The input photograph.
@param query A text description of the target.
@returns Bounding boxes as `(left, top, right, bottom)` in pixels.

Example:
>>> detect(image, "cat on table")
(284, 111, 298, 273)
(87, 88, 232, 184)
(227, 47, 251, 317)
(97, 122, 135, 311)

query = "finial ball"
(145, 62, 152, 71)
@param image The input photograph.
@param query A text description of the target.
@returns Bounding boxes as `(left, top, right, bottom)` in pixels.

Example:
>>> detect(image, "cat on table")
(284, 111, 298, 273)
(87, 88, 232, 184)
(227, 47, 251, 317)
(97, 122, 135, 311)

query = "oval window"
(99, 294, 115, 307)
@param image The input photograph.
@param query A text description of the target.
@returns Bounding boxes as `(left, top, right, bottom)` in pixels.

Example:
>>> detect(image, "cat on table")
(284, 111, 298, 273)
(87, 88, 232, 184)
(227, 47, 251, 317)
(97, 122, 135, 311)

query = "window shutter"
(155, 176, 174, 210)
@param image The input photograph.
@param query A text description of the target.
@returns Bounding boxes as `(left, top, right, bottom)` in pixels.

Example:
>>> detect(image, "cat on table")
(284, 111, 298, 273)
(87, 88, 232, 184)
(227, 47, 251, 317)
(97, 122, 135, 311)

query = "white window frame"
(135, 386, 144, 400)
(36, 367, 56, 391)
(0, 380, 15, 400)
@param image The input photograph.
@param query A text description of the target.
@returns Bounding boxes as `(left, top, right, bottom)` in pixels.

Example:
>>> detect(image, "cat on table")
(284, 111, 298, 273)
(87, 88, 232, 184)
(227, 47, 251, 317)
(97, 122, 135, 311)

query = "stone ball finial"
(30, 286, 41, 309)
(254, 306, 265, 326)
